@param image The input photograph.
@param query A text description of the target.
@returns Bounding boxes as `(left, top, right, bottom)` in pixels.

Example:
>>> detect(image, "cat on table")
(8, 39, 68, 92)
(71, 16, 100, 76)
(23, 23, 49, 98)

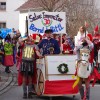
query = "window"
(0, 22, 6, 28)
(0, 2, 6, 10)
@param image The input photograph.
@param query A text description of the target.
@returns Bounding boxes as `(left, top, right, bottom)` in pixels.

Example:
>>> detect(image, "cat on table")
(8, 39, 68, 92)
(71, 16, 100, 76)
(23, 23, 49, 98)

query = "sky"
(95, 0, 100, 9)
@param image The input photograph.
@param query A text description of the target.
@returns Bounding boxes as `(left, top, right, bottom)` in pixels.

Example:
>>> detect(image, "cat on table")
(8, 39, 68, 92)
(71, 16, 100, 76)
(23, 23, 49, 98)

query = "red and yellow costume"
(62, 40, 73, 54)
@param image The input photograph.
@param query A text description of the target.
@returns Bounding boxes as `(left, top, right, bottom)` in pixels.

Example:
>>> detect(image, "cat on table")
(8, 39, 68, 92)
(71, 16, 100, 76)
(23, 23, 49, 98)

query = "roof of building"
(16, 0, 67, 12)
(16, 0, 42, 11)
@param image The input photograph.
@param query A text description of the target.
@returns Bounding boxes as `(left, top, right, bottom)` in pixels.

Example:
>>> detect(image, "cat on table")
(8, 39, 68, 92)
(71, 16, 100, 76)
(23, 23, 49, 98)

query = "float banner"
(28, 12, 66, 34)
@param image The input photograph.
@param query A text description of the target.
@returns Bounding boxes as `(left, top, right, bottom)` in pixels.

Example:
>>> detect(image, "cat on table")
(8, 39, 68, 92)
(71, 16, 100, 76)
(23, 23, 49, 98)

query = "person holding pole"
(74, 26, 94, 100)
(17, 36, 42, 99)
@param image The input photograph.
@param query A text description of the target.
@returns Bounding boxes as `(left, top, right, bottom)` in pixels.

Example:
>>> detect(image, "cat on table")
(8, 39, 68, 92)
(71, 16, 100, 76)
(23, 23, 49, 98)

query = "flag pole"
(26, 16, 28, 36)
(60, 33, 63, 54)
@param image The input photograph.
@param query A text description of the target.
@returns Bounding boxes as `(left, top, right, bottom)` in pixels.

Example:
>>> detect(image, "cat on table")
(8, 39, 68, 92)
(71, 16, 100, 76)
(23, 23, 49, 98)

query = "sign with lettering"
(28, 12, 66, 34)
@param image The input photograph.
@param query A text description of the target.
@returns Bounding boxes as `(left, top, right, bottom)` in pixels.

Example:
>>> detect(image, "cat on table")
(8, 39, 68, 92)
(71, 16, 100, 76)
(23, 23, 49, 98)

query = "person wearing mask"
(74, 26, 94, 100)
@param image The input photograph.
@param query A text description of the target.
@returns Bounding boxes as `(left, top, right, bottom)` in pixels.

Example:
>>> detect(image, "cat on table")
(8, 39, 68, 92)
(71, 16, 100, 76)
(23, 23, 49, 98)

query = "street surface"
(0, 80, 100, 100)
(0, 65, 100, 100)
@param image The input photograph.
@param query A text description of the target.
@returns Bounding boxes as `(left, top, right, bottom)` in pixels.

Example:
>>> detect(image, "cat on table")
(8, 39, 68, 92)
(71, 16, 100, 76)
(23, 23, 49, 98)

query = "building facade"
(0, 0, 27, 29)
(17, 0, 42, 36)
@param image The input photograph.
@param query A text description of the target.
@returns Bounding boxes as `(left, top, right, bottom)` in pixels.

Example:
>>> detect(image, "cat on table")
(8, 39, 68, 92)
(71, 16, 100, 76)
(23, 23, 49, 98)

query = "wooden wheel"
(36, 68, 44, 95)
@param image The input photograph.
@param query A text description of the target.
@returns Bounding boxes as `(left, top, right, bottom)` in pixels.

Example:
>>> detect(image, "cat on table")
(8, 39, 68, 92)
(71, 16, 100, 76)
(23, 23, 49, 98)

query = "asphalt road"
(0, 84, 100, 100)
(0, 65, 100, 100)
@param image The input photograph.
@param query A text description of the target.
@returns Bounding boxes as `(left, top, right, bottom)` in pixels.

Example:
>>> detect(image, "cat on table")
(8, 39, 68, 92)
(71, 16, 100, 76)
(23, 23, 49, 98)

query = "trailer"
(35, 54, 79, 99)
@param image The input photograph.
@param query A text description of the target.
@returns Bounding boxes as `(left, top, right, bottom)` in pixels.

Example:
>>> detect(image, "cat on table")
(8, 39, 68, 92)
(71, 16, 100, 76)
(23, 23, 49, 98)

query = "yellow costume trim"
(23, 46, 34, 58)
(72, 75, 80, 89)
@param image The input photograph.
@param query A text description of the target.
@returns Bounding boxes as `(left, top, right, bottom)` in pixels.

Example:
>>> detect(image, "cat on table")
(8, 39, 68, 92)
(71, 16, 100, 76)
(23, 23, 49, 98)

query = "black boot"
(86, 87, 90, 100)
(31, 84, 36, 95)
(79, 86, 84, 99)
(28, 84, 33, 98)
(23, 93, 27, 99)
(5, 66, 11, 73)
(23, 84, 27, 99)
(28, 92, 33, 99)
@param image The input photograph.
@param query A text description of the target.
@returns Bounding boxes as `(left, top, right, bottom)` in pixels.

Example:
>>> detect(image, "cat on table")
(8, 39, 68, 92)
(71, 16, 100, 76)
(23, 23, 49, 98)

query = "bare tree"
(36, 0, 67, 12)
(29, 0, 99, 36)
(64, 0, 97, 36)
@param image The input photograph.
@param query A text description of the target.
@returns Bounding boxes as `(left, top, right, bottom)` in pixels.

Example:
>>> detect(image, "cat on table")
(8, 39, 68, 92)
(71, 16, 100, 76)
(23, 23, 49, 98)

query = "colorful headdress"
(87, 33, 93, 41)
(94, 25, 99, 32)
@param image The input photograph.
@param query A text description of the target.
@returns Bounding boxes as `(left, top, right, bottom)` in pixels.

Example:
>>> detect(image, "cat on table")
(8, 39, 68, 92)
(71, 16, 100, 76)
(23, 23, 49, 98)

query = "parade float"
(36, 54, 78, 97)
(27, 11, 79, 98)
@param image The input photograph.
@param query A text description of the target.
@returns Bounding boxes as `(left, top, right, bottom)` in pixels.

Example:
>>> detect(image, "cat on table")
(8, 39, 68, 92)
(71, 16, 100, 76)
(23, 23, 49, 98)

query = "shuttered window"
(0, 2, 6, 10)
(0, 22, 6, 28)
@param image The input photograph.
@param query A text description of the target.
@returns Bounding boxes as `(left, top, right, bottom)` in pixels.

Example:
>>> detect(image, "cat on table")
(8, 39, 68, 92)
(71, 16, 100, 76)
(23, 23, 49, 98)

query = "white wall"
(19, 13, 28, 37)
(0, 0, 28, 30)
(95, 0, 100, 9)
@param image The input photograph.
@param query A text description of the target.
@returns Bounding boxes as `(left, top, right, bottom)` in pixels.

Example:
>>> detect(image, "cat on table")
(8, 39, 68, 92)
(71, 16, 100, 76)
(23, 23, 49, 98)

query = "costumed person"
(62, 39, 73, 54)
(4, 34, 14, 73)
(31, 33, 41, 44)
(63, 34, 75, 50)
(86, 33, 94, 64)
(0, 37, 4, 64)
(10, 28, 16, 39)
(16, 39, 24, 71)
(12, 29, 21, 64)
(93, 25, 100, 62)
(93, 25, 100, 40)
(74, 26, 94, 100)
(74, 26, 88, 59)
(18, 36, 42, 99)
(38, 29, 60, 56)
(42, 33, 47, 39)
(54, 34, 60, 45)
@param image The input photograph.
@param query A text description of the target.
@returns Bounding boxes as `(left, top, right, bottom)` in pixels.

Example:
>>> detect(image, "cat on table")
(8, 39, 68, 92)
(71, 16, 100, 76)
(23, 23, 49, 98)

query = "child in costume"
(63, 34, 75, 50)
(62, 39, 73, 54)
(18, 36, 42, 99)
(4, 34, 14, 73)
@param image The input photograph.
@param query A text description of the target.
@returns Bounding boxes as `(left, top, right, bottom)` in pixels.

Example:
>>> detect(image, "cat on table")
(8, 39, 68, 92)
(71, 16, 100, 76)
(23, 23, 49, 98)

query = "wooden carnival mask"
(80, 48, 90, 62)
